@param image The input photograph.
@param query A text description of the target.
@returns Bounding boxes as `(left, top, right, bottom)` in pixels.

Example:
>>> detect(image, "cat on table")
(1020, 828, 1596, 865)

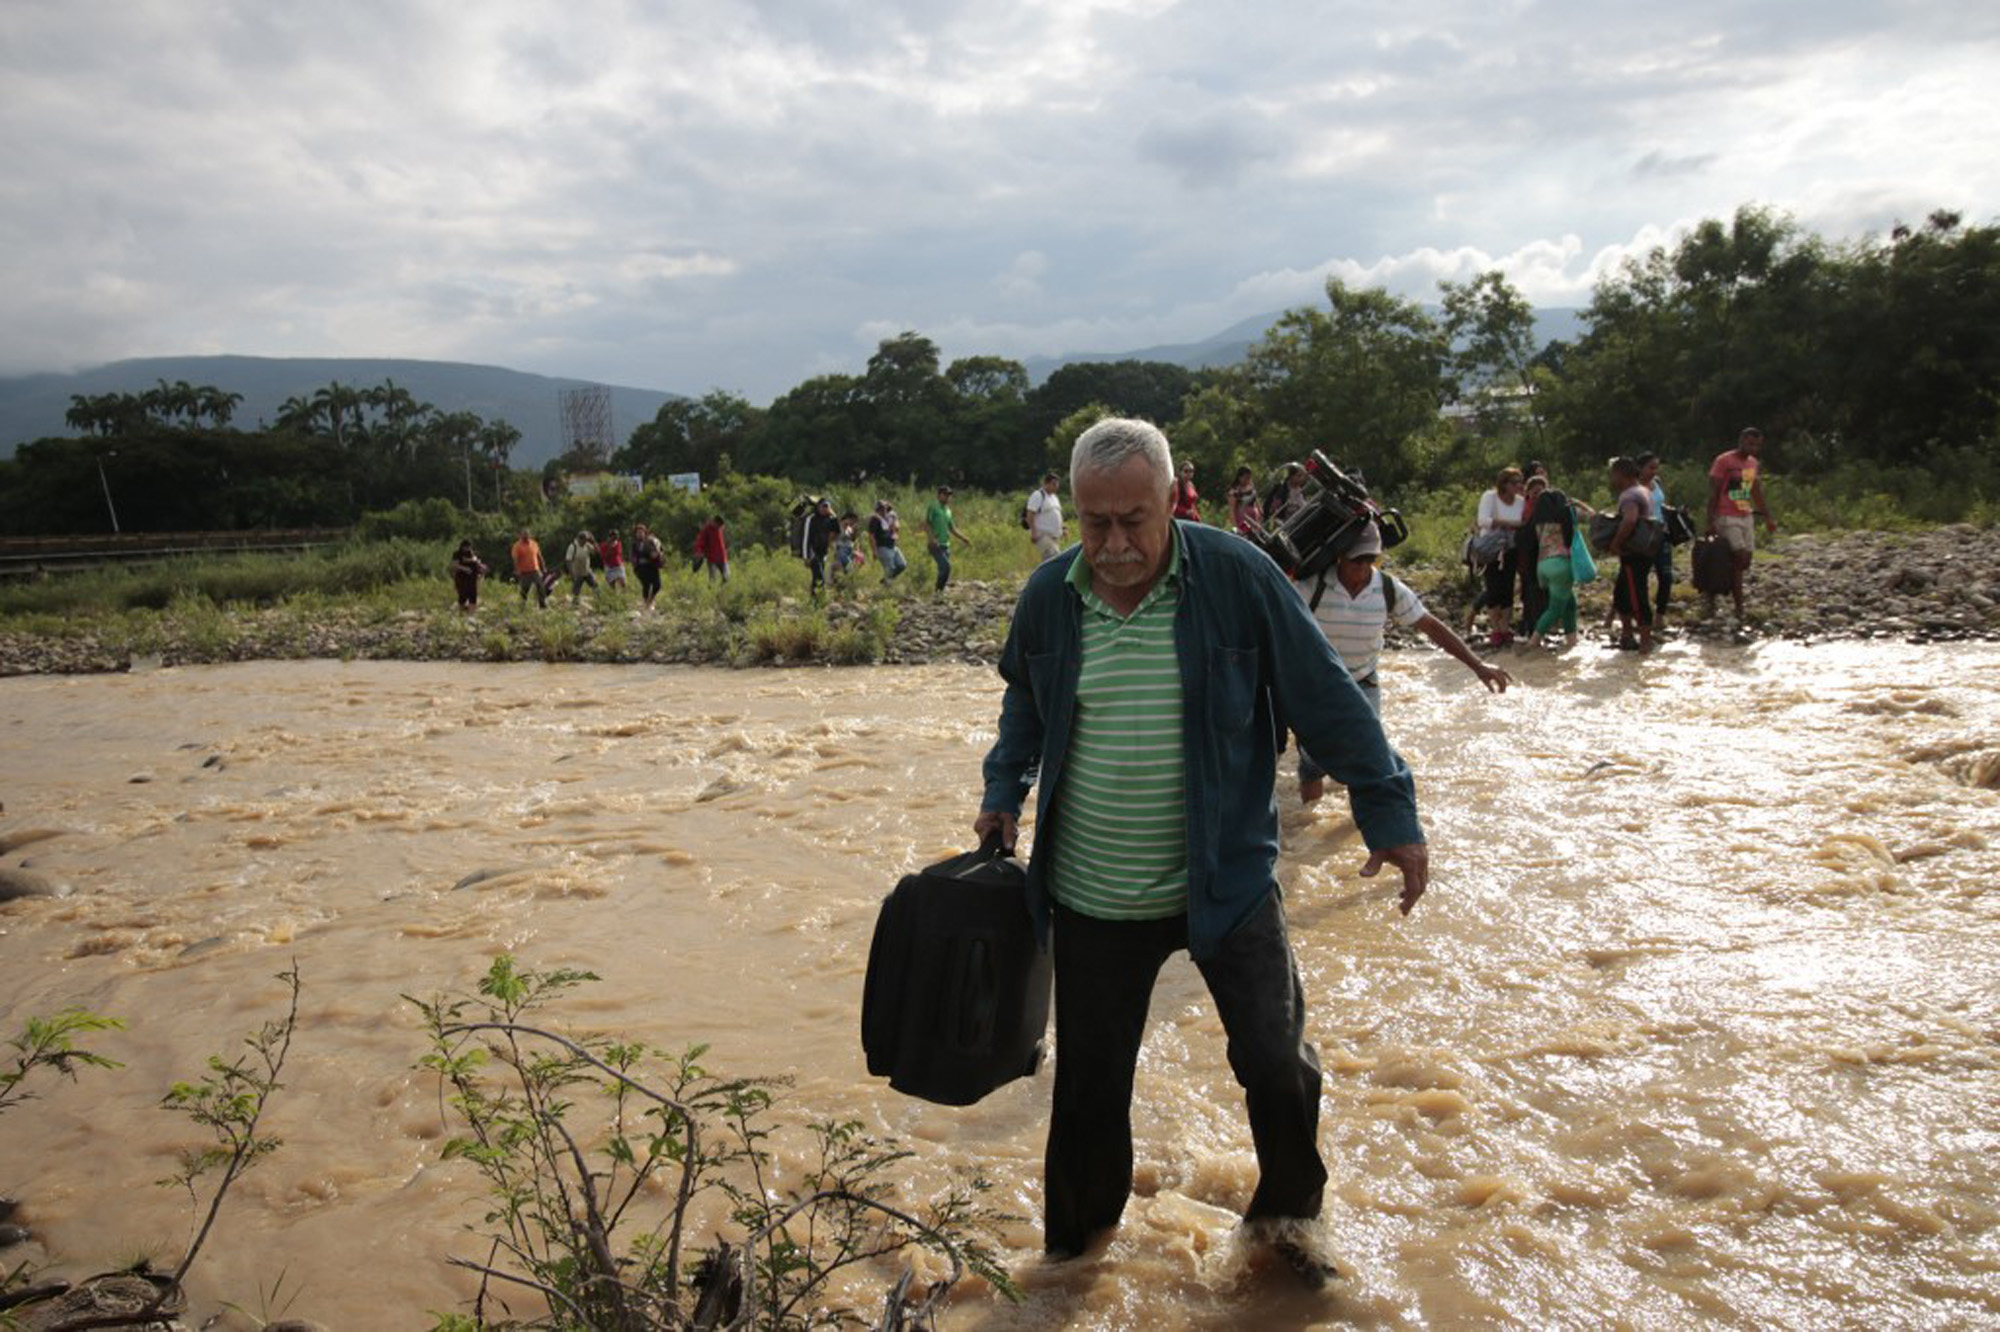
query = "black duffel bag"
(861, 835, 1050, 1106)
(1589, 510, 1662, 560)
(1661, 503, 1697, 546)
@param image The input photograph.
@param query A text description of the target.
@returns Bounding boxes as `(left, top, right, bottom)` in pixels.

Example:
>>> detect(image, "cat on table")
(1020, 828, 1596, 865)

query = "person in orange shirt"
(510, 529, 547, 607)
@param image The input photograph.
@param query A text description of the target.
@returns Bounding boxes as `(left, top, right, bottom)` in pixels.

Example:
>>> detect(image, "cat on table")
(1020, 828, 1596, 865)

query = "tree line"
(3, 204, 1994, 538)
(617, 205, 1999, 511)
(2, 378, 528, 534)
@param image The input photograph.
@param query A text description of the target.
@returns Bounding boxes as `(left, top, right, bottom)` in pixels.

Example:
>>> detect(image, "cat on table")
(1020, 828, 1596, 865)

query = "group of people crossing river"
(965, 415, 1783, 1283)
(444, 423, 1774, 668)
(1459, 427, 1775, 652)
(429, 414, 1789, 1288)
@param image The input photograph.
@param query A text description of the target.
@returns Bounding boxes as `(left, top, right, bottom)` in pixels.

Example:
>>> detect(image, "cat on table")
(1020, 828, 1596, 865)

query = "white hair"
(1070, 418, 1173, 491)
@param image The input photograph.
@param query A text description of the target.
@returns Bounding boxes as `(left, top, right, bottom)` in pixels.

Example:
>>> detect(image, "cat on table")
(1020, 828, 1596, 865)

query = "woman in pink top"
(1227, 466, 1263, 536)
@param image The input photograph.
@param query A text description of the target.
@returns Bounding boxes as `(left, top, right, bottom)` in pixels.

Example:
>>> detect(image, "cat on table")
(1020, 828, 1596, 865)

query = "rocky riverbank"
(1412, 523, 2000, 647)
(1, 526, 1996, 678)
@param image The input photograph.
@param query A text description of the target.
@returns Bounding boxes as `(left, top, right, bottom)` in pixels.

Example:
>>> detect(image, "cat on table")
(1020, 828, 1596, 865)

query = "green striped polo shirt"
(1048, 534, 1188, 920)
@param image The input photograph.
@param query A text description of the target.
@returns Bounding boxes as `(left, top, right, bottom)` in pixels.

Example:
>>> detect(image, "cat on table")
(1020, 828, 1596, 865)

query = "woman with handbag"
(1638, 452, 1675, 634)
(1605, 457, 1658, 651)
(1524, 477, 1581, 648)
(1464, 466, 1527, 644)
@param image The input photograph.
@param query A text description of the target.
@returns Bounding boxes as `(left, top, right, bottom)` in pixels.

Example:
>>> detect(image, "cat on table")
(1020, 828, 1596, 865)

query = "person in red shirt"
(1171, 460, 1202, 522)
(1705, 426, 1778, 627)
(598, 529, 626, 595)
(694, 515, 730, 583)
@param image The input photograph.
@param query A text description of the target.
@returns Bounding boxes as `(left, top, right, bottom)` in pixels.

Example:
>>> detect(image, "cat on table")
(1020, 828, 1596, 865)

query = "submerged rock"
(451, 867, 522, 892)
(0, 868, 65, 902)
(0, 828, 64, 855)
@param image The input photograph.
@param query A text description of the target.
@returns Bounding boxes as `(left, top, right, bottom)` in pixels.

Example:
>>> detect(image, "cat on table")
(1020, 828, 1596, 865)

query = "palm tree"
(478, 419, 521, 470)
(366, 379, 427, 461)
(311, 381, 360, 451)
(66, 394, 110, 436)
(311, 381, 363, 515)
(196, 386, 244, 429)
(276, 394, 317, 433)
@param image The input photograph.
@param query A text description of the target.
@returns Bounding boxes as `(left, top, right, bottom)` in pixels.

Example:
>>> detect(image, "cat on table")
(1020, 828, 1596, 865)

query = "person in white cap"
(1291, 518, 1512, 803)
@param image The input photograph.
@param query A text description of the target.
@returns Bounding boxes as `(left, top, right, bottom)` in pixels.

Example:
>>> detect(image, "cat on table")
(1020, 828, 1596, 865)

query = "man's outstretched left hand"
(1360, 843, 1429, 915)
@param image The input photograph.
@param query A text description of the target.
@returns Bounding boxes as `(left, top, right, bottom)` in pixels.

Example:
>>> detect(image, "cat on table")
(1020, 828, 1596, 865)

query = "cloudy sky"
(3, 0, 1995, 402)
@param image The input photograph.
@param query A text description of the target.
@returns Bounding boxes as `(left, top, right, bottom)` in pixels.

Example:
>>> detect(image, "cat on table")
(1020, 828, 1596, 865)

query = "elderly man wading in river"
(974, 417, 1430, 1284)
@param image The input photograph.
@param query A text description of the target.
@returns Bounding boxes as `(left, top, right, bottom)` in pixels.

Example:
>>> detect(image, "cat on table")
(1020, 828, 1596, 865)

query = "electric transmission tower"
(557, 384, 616, 465)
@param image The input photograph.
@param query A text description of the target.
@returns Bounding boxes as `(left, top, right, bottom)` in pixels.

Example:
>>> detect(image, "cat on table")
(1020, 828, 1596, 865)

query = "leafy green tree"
(1440, 269, 1545, 444)
(1538, 205, 1833, 469)
(617, 391, 764, 483)
(1832, 211, 2000, 470)
(1230, 277, 1451, 491)
(1040, 401, 1116, 475)
(943, 355, 1032, 487)
(756, 373, 868, 480)
(1025, 359, 1200, 443)
(1170, 380, 1269, 485)
(859, 331, 955, 481)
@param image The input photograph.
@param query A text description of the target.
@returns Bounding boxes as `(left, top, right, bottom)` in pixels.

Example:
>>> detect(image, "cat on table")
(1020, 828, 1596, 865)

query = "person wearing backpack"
(1292, 520, 1511, 804)
(1024, 471, 1064, 562)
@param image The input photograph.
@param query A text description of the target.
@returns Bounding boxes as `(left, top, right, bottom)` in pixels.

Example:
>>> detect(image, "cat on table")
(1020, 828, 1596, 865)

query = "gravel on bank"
(2, 526, 1996, 678)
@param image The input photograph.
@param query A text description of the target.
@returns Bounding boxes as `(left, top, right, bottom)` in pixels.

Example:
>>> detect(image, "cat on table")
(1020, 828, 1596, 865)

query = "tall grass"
(0, 539, 442, 617)
(4, 469, 1987, 672)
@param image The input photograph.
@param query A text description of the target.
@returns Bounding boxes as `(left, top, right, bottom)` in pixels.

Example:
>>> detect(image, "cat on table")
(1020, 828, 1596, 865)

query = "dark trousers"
(1045, 893, 1326, 1255)
(1614, 554, 1653, 624)
(1474, 553, 1517, 625)
(1518, 546, 1547, 635)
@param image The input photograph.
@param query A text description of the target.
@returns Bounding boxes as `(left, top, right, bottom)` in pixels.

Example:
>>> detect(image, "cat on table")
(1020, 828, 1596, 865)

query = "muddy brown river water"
(2, 641, 1998, 1329)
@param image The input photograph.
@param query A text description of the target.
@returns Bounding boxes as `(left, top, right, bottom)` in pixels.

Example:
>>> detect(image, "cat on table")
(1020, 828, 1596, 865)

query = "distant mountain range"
(1, 307, 1586, 465)
(0, 356, 680, 467)
(1021, 306, 1588, 380)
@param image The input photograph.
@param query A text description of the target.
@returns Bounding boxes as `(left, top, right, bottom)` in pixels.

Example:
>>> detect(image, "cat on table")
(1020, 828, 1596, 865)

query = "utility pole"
(96, 451, 121, 533)
(464, 447, 475, 511)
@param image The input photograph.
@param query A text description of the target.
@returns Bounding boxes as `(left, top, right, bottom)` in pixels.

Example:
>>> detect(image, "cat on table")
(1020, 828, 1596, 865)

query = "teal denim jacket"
(980, 521, 1425, 961)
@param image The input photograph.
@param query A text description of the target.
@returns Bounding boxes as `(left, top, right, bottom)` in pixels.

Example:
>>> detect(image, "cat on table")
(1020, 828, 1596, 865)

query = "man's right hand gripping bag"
(861, 837, 1051, 1106)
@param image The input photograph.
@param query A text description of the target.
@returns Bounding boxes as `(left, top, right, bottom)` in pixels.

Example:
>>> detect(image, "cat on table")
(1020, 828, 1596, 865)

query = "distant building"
(564, 471, 643, 498)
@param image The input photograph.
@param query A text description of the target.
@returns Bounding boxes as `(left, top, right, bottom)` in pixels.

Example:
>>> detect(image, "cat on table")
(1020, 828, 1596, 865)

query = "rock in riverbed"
(0, 868, 66, 902)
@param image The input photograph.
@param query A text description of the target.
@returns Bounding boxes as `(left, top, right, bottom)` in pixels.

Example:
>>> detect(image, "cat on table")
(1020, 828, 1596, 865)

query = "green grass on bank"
(0, 469, 1989, 656)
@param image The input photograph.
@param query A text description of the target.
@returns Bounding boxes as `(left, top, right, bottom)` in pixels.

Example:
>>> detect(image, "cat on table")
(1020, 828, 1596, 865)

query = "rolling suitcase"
(861, 837, 1051, 1106)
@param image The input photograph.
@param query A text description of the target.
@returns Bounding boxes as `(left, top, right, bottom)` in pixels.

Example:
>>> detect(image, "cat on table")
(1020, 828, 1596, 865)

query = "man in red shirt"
(1705, 426, 1779, 626)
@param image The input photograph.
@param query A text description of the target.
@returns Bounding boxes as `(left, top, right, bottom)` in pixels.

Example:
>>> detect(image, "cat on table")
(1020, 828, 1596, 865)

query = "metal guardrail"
(0, 529, 351, 579)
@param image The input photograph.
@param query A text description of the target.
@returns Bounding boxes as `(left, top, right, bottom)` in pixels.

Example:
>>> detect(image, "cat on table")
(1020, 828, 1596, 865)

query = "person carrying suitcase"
(974, 418, 1430, 1287)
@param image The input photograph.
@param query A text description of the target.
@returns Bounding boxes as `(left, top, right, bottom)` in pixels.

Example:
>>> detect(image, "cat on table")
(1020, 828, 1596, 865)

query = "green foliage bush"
(746, 609, 826, 662)
(410, 956, 1016, 1330)
(354, 497, 469, 543)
